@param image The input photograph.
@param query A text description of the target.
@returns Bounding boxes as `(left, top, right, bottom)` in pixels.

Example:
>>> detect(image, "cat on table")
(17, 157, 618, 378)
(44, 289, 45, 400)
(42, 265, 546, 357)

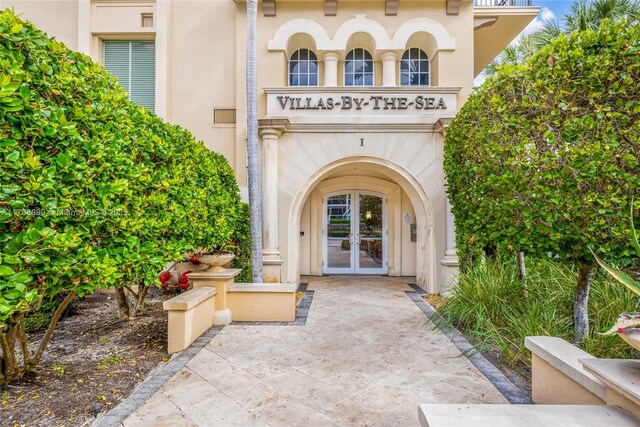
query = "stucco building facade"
(5, 0, 538, 293)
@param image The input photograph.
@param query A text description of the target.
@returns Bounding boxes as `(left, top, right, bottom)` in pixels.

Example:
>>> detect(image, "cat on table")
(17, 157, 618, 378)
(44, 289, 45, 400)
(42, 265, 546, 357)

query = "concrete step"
(418, 404, 640, 427)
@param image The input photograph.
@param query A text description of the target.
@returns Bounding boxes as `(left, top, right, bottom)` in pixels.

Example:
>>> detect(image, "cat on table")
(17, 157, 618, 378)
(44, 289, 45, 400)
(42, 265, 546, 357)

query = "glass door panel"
(325, 193, 353, 272)
(356, 194, 385, 274)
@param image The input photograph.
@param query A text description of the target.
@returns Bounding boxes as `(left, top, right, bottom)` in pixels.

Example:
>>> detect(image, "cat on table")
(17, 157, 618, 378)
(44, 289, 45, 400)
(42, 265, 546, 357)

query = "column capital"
(322, 51, 340, 61)
(258, 118, 290, 138)
(434, 118, 451, 135)
(380, 51, 400, 62)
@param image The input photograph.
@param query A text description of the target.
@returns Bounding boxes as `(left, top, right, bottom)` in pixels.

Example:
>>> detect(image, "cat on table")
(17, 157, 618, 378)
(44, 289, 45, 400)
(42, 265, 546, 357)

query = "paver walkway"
(122, 277, 507, 426)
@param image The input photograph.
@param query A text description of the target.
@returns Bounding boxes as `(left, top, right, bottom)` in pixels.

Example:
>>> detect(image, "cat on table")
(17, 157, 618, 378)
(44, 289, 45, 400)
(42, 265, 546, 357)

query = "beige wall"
(169, 0, 237, 164)
(5, 0, 80, 50)
(401, 190, 417, 275)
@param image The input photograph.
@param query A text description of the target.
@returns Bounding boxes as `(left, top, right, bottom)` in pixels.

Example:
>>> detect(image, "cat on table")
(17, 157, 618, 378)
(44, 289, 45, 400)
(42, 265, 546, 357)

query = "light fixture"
(365, 210, 372, 220)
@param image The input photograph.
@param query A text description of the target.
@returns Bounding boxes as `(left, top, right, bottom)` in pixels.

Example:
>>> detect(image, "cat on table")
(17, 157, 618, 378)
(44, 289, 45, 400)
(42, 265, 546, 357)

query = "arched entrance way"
(285, 156, 436, 292)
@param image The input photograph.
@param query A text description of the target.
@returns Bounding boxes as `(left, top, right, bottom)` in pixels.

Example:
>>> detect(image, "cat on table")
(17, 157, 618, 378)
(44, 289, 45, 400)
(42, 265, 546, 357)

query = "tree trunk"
(28, 291, 76, 369)
(1, 292, 76, 381)
(246, 0, 263, 283)
(0, 325, 21, 381)
(116, 286, 130, 319)
(574, 264, 593, 344)
(516, 251, 527, 280)
(130, 285, 149, 317)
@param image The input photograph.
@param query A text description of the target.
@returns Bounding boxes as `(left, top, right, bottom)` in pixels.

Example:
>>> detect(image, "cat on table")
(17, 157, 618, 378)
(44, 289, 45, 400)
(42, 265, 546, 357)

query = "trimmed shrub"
(0, 10, 247, 380)
(444, 21, 640, 341)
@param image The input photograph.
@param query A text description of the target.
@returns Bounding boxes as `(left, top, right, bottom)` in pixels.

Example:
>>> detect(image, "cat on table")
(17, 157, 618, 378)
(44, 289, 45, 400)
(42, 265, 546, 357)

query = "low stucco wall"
(525, 336, 606, 405)
(531, 353, 606, 405)
(163, 286, 217, 354)
(227, 283, 297, 322)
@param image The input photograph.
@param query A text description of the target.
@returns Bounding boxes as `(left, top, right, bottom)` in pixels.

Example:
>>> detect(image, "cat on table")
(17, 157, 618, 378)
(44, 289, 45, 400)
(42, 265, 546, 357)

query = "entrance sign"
(275, 94, 447, 111)
(264, 87, 460, 126)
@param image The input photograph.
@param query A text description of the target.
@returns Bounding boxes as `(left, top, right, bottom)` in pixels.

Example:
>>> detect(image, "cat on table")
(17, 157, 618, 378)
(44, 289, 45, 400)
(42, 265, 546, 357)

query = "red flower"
(189, 255, 200, 264)
(177, 271, 192, 290)
(159, 272, 171, 288)
(618, 327, 626, 333)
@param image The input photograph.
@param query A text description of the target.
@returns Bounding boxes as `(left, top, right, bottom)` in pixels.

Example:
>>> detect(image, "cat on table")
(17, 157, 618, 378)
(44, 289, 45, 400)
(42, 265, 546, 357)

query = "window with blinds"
(103, 41, 155, 113)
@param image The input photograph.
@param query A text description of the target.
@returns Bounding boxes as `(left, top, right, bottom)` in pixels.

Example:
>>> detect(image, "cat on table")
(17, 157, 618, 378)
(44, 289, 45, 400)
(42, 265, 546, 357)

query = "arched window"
(289, 49, 318, 86)
(344, 48, 374, 86)
(400, 48, 429, 86)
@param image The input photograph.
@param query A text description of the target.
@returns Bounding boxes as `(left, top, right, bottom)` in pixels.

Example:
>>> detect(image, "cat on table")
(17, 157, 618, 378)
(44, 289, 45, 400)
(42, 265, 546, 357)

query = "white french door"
(322, 191, 388, 275)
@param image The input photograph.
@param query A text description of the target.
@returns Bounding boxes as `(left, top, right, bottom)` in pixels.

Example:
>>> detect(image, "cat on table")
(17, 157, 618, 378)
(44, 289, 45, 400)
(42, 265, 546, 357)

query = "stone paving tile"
(120, 276, 511, 426)
(248, 395, 323, 427)
(206, 369, 279, 411)
(185, 348, 238, 381)
(123, 391, 196, 427)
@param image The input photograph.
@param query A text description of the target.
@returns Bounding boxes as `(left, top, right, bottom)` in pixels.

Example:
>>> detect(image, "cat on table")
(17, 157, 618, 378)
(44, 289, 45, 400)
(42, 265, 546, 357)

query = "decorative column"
(323, 52, 339, 86)
(381, 52, 398, 87)
(436, 118, 459, 295)
(258, 119, 290, 283)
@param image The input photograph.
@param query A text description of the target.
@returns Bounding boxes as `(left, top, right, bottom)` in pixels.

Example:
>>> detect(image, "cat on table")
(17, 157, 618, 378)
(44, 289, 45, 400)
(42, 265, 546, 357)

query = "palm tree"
(246, 0, 263, 282)
(486, 0, 640, 75)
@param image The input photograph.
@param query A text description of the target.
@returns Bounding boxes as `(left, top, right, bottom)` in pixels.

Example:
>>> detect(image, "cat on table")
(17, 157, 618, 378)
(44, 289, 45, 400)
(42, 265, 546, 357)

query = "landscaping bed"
(0, 289, 168, 427)
(430, 257, 640, 400)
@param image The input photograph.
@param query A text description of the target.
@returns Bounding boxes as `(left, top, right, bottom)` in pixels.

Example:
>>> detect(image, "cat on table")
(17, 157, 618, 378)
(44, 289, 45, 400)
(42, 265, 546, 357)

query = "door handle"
(349, 233, 353, 244)
(356, 234, 361, 244)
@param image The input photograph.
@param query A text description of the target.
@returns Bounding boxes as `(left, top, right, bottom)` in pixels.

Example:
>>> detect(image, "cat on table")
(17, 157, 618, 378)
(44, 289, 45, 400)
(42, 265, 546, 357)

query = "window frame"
(400, 48, 430, 87)
(288, 48, 319, 87)
(344, 48, 375, 87)
(102, 39, 156, 113)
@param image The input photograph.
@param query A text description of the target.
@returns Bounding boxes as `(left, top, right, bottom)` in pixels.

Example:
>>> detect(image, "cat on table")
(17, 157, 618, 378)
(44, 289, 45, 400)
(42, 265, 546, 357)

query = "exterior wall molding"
(268, 15, 456, 53)
(447, 0, 462, 15)
(258, 118, 290, 133)
(474, 16, 499, 30)
(285, 123, 438, 133)
(386, 0, 399, 16)
(324, 0, 337, 16)
(263, 0, 276, 17)
(474, 6, 542, 16)
(264, 86, 462, 94)
(434, 117, 451, 134)
(391, 17, 456, 51)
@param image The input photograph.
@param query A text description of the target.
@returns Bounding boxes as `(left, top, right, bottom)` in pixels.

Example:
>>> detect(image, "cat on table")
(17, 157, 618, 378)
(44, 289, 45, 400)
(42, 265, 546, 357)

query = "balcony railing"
(474, 0, 533, 6)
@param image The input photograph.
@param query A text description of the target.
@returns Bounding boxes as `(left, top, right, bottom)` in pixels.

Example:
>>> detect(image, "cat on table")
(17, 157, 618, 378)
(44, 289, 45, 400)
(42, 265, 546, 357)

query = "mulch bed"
(1, 289, 168, 427)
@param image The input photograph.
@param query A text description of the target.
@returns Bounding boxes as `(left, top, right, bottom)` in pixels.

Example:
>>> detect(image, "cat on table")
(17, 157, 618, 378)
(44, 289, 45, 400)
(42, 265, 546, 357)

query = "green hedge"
(445, 21, 640, 269)
(0, 10, 247, 378)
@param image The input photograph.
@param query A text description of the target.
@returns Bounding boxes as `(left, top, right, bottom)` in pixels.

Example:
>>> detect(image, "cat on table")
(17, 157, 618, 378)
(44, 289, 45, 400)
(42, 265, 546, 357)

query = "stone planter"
(196, 253, 235, 272)
(617, 329, 640, 352)
(602, 312, 640, 351)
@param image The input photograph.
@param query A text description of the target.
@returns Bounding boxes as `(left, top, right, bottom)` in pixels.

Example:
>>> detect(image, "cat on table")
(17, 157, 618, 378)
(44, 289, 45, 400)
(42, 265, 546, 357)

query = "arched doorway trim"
(287, 156, 437, 292)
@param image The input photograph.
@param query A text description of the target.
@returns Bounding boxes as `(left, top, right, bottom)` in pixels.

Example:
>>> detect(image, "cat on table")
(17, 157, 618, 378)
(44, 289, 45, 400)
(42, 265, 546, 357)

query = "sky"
(474, 0, 576, 85)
